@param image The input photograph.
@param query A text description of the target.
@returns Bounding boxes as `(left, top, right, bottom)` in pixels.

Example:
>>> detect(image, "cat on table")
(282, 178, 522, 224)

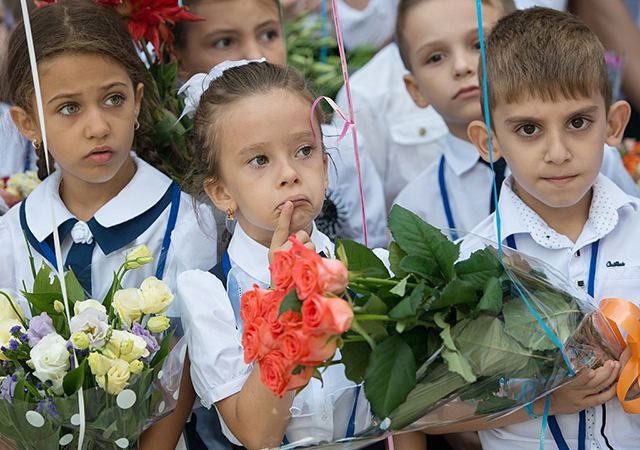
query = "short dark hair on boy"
(482, 7, 611, 117)
(395, 0, 516, 70)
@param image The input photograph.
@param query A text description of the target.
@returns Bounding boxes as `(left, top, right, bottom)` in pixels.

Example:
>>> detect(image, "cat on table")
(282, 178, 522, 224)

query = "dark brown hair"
(2, 0, 162, 180)
(481, 7, 611, 119)
(187, 61, 324, 203)
(395, 0, 516, 70)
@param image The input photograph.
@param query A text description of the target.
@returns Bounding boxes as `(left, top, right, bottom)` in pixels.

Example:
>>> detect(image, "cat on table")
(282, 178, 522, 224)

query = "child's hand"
(268, 201, 315, 265)
(549, 360, 620, 415)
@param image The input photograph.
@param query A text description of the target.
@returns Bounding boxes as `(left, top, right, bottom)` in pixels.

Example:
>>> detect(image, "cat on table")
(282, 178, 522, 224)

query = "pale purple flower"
(37, 398, 59, 418)
(27, 313, 55, 346)
(0, 375, 17, 402)
(131, 322, 159, 353)
(8, 339, 19, 351)
(69, 308, 109, 349)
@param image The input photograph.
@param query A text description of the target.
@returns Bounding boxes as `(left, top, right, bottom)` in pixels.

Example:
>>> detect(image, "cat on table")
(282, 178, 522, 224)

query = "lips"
(542, 175, 578, 186)
(277, 195, 311, 210)
(86, 146, 114, 164)
(453, 86, 480, 100)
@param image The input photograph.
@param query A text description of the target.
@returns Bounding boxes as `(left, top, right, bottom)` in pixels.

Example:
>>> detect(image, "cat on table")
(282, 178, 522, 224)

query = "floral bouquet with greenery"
(0, 245, 181, 449)
(242, 206, 623, 448)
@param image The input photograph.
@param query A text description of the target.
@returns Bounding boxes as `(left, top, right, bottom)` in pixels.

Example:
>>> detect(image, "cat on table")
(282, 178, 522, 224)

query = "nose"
(240, 39, 264, 61)
(84, 107, 110, 140)
(453, 48, 475, 79)
(544, 130, 572, 164)
(278, 158, 301, 187)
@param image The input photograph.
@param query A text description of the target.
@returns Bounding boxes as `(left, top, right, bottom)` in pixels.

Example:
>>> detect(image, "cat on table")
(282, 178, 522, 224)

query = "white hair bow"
(177, 58, 266, 120)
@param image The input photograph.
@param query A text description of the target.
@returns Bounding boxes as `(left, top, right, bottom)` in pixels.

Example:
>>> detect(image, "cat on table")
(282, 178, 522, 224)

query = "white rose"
(95, 359, 130, 395)
(112, 288, 144, 327)
(74, 299, 106, 316)
(69, 308, 109, 349)
(29, 333, 70, 394)
(106, 330, 149, 363)
(125, 245, 153, 270)
(140, 277, 174, 315)
(0, 319, 23, 361)
(0, 293, 24, 322)
(87, 352, 116, 377)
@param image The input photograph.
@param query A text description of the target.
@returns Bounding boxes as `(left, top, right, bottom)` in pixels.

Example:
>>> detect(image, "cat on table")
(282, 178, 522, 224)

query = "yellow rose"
(140, 277, 174, 315)
(112, 289, 144, 327)
(0, 319, 23, 361)
(96, 359, 130, 395)
(146, 316, 170, 334)
(87, 352, 115, 377)
(71, 332, 90, 350)
(0, 292, 24, 322)
(125, 245, 153, 270)
(106, 330, 149, 363)
(73, 299, 106, 316)
(128, 360, 144, 375)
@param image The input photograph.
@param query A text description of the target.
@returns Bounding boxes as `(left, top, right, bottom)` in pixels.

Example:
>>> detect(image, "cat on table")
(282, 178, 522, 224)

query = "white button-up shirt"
(0, 154, 217, 316)
(395, 134, 640, 239)
(335, 43, 450, 210)
(179, 224, 372, 446)
(461, 175, 640, 450)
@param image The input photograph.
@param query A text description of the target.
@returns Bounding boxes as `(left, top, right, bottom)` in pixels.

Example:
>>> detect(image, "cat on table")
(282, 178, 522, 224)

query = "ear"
(133, 82, 145, 117)
(403, 74, 430, 108)
(10, 106, 39, 143)
(204, 179, 237, 214)
(467, 119, 504, 163)
(604, 100, 631, 147)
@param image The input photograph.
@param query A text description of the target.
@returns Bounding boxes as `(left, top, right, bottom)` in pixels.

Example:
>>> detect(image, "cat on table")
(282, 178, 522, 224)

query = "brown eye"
(522, 124, 536, 135)
(570, 117, 589, 130)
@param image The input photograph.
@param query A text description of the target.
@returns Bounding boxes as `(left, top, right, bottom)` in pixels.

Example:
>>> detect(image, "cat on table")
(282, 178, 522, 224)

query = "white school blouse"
(179, 224, 376, 445)
(0, 154, 217, 316)
(394, 133, 640, 239)
(461, 175, 640, 450)
(334, 43, 450, 210)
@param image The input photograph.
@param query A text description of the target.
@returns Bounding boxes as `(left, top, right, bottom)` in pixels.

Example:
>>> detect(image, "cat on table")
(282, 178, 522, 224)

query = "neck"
(513, 182, 592, 243)
(59, 158, 137, 222)
(447, 121, 472, 142)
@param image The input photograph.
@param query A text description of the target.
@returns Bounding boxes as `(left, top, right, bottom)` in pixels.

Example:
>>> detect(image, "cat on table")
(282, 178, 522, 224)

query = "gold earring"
(32, 138, 40, 149)
(134, 119, 140, 130)
(225, 208, 236, 233)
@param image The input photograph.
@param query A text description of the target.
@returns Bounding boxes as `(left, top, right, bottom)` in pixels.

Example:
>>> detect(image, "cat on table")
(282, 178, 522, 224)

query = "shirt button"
(418, 127, 427, 137)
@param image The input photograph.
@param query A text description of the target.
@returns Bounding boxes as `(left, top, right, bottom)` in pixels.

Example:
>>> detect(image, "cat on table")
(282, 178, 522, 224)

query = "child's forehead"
(493, 90, 606, 116)
(192, 0, 279, 19)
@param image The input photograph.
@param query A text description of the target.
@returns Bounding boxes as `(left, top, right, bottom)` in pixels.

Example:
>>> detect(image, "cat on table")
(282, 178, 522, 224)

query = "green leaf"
(32, 262, 60, 294)
(388, 205, 459, 281)
(503, 292, 580, 351)
(278, 290, 302, 317)
(434, 312, 456, 351)
(63, 359, 87, 396)
(65, 270, 86, 304)
(358, 320, 389, 341)
(477, 277, 503, 315)
(364, 336, 417, 418)
(430, 279, 477, 310)
(399, 255, 442, 286)
(442, 348, 476, 383)
(389, 242, 408, 278)
(452, 315, 533, 378)
(336, 239, 389, 278)
(454, 248, 504, 290)
(151, 328, 176, 369)
(389, 282, 426, 320)
(103, 272, 122, 321)
(389, 276, 409, 297)
(358, 295, 388, 315)
(20, 292, 59, 315)
(341, 341, 371, 384)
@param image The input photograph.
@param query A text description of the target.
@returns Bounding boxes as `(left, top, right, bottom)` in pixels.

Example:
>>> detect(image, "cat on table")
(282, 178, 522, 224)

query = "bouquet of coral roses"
(0, 245, 182, 449)
(242, 207, 632, 449)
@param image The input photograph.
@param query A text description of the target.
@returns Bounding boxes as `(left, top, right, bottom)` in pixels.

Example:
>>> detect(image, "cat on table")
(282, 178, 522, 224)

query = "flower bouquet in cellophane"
(0, 245, 183, 449)
(242, 206, 627, 449)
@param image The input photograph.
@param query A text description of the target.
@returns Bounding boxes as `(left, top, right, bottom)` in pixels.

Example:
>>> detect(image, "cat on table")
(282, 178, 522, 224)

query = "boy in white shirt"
(456, 7, 640, 449)
(393, 0, 639, 239)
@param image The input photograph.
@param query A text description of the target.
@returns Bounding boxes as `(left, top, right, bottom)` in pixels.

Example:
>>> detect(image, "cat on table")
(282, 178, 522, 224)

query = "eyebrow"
(504, 105, 600, 125)
(415, 27, 483, 55)
(236, 131, 316, 158)
(47, 81, 129, 105)
(202, 20, 279, 41)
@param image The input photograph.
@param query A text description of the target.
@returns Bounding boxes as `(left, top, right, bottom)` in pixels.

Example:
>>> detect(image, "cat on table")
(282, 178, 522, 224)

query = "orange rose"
(270, 250, 296, 291)
(317, 258, 349, 295)
(303, 334, 338, 365)
(279, 326, 310, 362)
(263, 290, 286, 337)
(243, 318, 278, 364)
(259, 351, 294, 397)
(302, 294, 354, 335)
(286, 366, 314, 392)
(293, 258, 320, 300)
(279, 310, 303, 329)
(240, 285, 267, 324)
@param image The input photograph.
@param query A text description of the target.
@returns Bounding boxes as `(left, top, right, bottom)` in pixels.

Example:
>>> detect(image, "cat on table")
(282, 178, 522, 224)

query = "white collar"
(227, 222, 334, 286)
(25, 154, 172, 241)
(498, 174, 639, 249)
(444, 133, 482, 176)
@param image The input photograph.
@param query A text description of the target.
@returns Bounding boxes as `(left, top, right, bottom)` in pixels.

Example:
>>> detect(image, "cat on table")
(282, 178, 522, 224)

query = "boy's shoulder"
(394, 157, 444, 209)
(459, 212, 497, 260)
